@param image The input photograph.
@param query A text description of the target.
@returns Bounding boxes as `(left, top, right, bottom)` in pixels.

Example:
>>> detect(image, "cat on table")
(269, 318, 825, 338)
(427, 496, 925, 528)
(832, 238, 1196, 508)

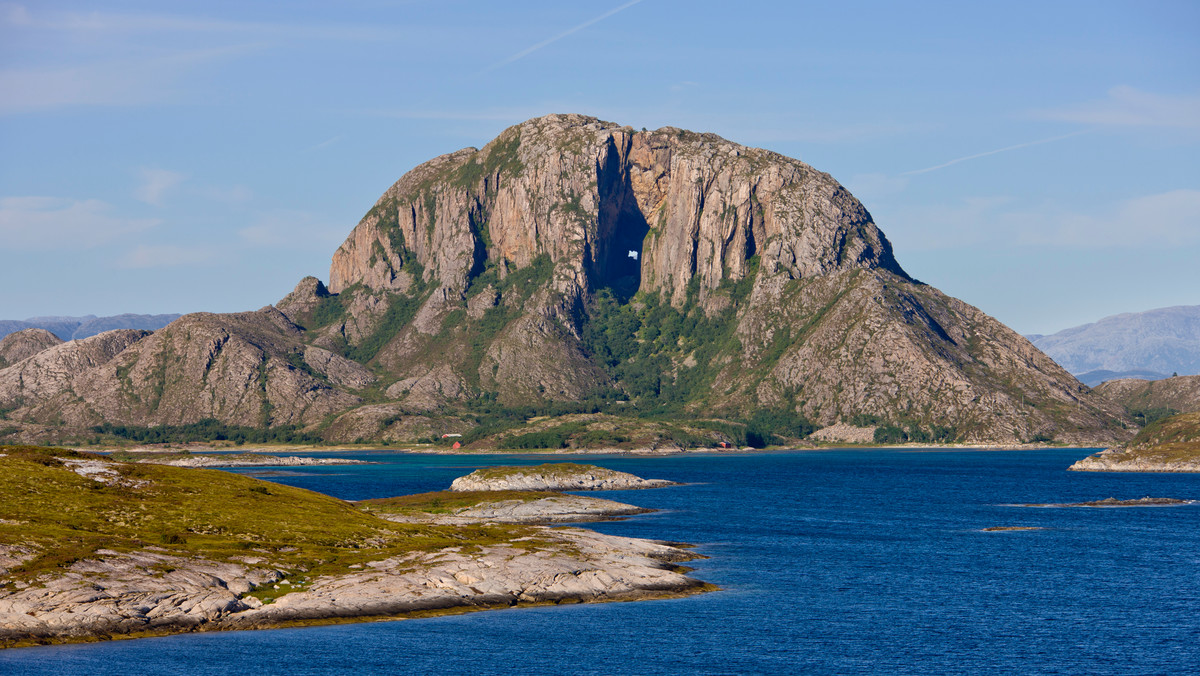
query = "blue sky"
(0, 0, 1196, 335)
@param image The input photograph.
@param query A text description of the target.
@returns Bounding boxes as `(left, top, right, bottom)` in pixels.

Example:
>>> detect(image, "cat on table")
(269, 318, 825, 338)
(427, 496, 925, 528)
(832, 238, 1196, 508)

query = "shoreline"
(4, 584, 717, 651)
(72, 442, 1107, 457)
(0, 527, 712, 650)
(0, 450, 714, 650)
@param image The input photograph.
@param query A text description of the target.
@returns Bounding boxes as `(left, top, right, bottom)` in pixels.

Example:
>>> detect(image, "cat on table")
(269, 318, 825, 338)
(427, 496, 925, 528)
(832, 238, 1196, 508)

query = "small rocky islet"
(1015, 497, 1195, 508)
(0, 449, 704, 648)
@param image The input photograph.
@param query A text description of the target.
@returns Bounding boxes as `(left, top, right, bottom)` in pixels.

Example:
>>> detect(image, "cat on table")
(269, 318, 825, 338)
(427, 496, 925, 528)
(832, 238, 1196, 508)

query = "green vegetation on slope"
(358, 490, 560, 517)
(93, 419, 323, 445)
(0, 445, 538, 586)
(1127, 406, 1180, 428)
(576, 268, 816, 447)
(1129, 411, 1200, 450)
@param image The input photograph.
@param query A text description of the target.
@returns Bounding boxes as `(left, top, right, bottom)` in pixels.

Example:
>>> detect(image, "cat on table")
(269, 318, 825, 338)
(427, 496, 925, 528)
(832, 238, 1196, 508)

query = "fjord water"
(6, 449, 1200, 675)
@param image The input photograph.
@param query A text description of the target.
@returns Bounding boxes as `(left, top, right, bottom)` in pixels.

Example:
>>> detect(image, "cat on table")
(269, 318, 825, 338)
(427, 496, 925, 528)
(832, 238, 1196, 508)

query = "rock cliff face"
(0, 114, 1132, 444)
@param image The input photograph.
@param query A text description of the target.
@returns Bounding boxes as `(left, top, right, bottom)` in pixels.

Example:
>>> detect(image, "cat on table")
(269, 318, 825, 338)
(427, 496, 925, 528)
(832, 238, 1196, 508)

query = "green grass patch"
(359, 490, 561, 516)
(0, 445, 542, 587)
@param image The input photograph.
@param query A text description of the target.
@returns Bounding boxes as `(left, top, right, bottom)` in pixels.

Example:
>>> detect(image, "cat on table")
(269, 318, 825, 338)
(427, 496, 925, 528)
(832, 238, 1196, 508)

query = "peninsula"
(1069, 412, 1200, 473)
(0, 446, 707, 648)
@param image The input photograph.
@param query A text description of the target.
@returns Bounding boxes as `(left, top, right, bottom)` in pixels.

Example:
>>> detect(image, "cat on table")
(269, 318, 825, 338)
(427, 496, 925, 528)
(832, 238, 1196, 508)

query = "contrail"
(480, 0, 644, 74)
(901, 128, 1095, 176)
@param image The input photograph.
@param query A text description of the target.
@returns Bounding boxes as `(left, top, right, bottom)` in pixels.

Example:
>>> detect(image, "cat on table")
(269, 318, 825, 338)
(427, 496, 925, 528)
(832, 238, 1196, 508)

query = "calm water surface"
(4, 449, 1199, 675)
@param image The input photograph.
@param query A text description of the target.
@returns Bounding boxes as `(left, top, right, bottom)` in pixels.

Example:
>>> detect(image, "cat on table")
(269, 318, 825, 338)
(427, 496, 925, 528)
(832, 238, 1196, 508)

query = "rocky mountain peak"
(329, 114, 906, 313)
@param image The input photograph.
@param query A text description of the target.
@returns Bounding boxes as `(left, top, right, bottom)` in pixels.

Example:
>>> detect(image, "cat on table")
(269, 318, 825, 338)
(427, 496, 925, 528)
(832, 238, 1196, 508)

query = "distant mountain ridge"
(1029, 305, 1200, 385)
(0, 313, 181, 342)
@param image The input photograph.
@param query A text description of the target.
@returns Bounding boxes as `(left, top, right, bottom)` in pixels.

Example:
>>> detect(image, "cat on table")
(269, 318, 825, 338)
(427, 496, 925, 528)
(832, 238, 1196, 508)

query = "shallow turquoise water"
(4, 449, 1199, 674)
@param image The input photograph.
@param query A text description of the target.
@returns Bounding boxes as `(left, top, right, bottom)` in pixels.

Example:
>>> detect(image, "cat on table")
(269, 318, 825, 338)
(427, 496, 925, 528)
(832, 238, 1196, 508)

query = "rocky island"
(1070, 412, 1200, 472)
(449, 463, 677, 492)
(0, 446, 706, 648)
(359, 490, 652, 524)
(124, 453, 371, 468)
(1016, 497, 1195, 508)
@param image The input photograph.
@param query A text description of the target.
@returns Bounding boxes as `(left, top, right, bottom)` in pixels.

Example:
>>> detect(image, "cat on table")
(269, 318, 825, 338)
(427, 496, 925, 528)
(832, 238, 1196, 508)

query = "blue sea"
(4, 449, 1200, 675)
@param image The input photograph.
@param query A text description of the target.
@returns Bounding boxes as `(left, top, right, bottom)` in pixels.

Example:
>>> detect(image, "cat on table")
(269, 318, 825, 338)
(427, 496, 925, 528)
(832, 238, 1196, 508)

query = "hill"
(0, 114, 1130, 447)
(1092, 375, 1200, 425)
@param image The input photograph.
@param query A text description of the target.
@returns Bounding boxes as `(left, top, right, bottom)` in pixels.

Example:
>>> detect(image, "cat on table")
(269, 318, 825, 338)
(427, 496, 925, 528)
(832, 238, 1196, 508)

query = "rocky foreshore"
(449, 463, 677, 492)
(371, 494, 651, 525)
(0, 448, 708, 648)
(1068, 448, 1200, 473)
(138, 455, 370, 468)
(0, 528, 704, 646)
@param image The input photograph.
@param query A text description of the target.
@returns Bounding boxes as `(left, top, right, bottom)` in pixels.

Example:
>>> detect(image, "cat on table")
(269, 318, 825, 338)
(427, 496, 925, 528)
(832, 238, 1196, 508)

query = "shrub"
(873, 425, 908, 444)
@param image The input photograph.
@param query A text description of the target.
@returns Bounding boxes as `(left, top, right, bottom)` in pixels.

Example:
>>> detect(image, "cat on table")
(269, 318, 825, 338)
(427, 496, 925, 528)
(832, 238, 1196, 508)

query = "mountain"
(0, 313, 182, 341)
(1030, 305, 1200, 383)
(0, 114, 1131, 446)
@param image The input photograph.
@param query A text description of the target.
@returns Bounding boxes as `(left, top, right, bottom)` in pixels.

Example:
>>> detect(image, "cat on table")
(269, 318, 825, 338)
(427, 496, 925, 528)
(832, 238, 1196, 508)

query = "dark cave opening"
(593, 142, 649, 304)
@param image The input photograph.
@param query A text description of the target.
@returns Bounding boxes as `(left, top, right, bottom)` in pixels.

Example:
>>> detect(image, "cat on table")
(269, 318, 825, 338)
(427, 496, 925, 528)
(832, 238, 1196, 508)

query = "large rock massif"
(0, 114, 1130, 445)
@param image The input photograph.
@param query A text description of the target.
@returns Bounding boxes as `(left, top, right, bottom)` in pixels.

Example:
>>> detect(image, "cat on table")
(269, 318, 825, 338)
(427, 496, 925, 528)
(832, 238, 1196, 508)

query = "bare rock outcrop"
(1069, 449, 1200, 473)
(0, 114, 1134, 445)
(0, 530, 702, 645)
(374, 494, 650, 524)
(0, 330, 150, 417)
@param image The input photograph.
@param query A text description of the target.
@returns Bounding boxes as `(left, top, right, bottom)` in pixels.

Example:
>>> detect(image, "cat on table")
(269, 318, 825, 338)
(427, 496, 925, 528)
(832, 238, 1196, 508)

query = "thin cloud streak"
(1, 4, 408, 41)
(1035, 86, 1200, 129)
(480, 0, 644, 74)
(901, 129, 1096, 176)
